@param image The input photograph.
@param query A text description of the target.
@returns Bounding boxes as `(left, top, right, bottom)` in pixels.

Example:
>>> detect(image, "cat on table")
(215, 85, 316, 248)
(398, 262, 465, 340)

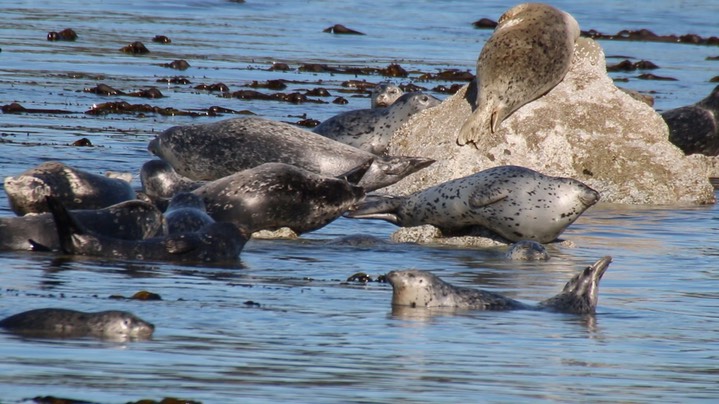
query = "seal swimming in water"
(0, 308, 155, 340)
(313, 92, 441, 155)
(504, 240, 550, 260)
(147, 116, 434, 191)
(42, 196, 249, 263)
(140, 159, 205, 200)
(345, 165, 599, 243)
(163, 192, 215, 235)
(457, 3, 580, 146)
(192, 162, 365, 234)
(386, 256, 612, 314)
(370, 82, 404, 108)
(0, 199, 163, 251)
(662, 84, 719, 156)
(4, 161, 137, 215)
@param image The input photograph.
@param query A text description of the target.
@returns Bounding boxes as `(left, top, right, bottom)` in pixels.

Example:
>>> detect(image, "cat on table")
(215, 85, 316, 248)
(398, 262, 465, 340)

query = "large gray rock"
(386, 38, 715, 206)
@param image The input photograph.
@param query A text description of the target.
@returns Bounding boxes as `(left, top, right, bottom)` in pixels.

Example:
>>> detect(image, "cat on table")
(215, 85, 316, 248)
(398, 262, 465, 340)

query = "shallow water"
(1, 1, 718, 403)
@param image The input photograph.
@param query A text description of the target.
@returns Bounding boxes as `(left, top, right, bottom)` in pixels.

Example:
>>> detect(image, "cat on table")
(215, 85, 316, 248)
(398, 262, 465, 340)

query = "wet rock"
(195, 82, 230, 92)
(341, 80, 375, 92)
(707, 56, 719, 61)
(432, 84, 464, 94)
(120, 41, 150, 54)
(206, 105, 254, 115)
(581, 28, 719, 46)
(47, 28, 77, 41)
(268, 62, 291, 71)
(247, 79, 287, 90)
(606, 59, 659, 72)
(126, 398, 201, 404)
(71, 138, 92, 147)
(380, 63, 408, 78)
(32, 396, 97, 404)
(152, 35, 172, 44)
(323, 24, 365, 35)
(85, 101, 203, 117)
(295, 118, 320, 127)
(346, 272, 373, 283)
(161, 59, 190, 70)
(1, 102, 73, 114)
(332, 96, 348, 104)
(128, 87, 164, 99)
(399, 83, 427, 93)
(157, 76, 192, 85)
(230, 90, 326, 104)
(132, 290, 162, 300)
(385, 37, 714, 206)
(84, 83, 125, 95)
(419, 69, 474, 81)
(618, 87, 654, 106)
(638, 73, 677, 81)
(306, 87, 331, 97)
(711, 76, 719, 83)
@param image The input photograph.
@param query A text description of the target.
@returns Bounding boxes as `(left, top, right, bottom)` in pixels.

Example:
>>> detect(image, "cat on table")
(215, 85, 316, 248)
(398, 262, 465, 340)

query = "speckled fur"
(458, 3, 579, 146)
(370, 82, 404, 108)
(148, 116, 434, 192)
(314, 92, 440, 155)
(347, 165, 599, 243)
(387, 256, 612, 314)
(163, 192, 215, 235)
(662, 84, 719, 155)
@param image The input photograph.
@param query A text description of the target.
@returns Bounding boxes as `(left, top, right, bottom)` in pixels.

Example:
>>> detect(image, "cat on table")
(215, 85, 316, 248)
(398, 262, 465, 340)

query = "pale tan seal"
(371, 82, 404, 108)
(457, 3, 580, 146)
(386, 256, 612, 314)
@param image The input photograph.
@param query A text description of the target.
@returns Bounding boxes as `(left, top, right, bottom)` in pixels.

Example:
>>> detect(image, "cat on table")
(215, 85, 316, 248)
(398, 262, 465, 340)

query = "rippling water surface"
(1, 1, 718, 402)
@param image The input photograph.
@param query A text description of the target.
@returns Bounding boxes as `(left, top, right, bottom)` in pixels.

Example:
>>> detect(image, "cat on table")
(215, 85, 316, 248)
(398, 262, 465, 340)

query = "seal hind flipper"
(44, 195, 87, 254)
(537, 256, 612, 314)
(344, 195, 406, 225)
(28, 239, 52, 252)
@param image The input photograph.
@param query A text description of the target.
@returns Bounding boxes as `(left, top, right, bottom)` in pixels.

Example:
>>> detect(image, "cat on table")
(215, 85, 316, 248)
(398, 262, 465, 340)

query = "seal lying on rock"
(386, 256, 612, 314)
(662, 84, 719, 156)
(346, 165, 599, 243)
(0, 199, 163, 251)
(148, 116, 434, 191)
(371, 82, 404, 108)
(0, 308, 155, 340)
(4, 161, 137, 215)
(458, 3, 579, 146)
(192, 162, 365, 234)
(40, 196, 248, 263)
(313, 92, 441, 155)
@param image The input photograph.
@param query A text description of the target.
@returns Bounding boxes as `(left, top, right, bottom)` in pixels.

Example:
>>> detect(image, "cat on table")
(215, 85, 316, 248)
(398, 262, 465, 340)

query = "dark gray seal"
(140, 159, 204, 200)
(0, 199, 163, 251)
(386, 256, 612, 314)
(163, 192, 215, 235)
(371, 82, 404, 108)
(192, 162, 365, 234)
(0, 308, 155, 340)
(44, 196, 249, 263)
(147, 116, 434, 192)
(346, 165, 599, 243)
(313, 92, 441, 155)
(458, 3, 580, 146)
(504, 240, 550, 260)
(4, 161, 137, 215)
(662, 84, 719, 156)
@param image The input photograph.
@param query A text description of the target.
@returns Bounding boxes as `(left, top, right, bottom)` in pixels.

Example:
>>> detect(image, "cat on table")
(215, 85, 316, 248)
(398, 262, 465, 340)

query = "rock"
(386, 37, 715, 206)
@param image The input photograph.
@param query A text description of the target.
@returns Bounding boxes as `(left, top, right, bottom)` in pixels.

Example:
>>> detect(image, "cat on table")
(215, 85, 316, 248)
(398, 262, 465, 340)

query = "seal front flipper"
(468, 185, 510, 208)
(344, 195, 407, 225)
(457, 108, 482, 147)
(537, 256, 612, 314)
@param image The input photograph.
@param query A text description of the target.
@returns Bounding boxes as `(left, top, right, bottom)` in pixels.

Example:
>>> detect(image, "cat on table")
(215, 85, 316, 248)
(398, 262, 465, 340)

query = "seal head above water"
(370, 82, 404, 108)
(662, 84, 719, 156)
(386, 256, 612, 314)
(458, 3, 580, 146)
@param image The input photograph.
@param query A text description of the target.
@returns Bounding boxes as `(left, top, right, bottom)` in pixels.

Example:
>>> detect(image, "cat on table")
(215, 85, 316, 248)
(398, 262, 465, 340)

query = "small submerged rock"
(120, 41, 150, 54)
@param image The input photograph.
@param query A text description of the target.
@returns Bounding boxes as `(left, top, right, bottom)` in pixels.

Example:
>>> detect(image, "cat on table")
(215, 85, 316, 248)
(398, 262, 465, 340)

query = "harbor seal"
(0, 199, 163, 251)
(43, 196, 249, 263)
(192, 162, 365, 234)
(370, 82, 404, 108)
(504, 240, 550, 260)
(386, 256, 612, 314)
(345, 165, 600, 243)
(662, 84, 719, 156)
(4, 161, 137, 215)
(163, 192, 215, 235)
(147, 116, 434, 191)
(457, 3, 580, 146)
(140, 159, 205, 200)
(313, 92, 441, 155)
(0, 308, 155, 340)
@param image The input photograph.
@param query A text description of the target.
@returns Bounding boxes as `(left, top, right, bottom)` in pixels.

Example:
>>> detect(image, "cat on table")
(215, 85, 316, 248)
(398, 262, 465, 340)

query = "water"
(1, 1, 718, 402)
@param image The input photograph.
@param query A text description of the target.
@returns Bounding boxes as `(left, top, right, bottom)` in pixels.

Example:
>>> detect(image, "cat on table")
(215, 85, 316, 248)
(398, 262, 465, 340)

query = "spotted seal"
(662, 84, 719, 156)
(163, 192, 215, 235)
(370, 82, 404, 108)
(0, 308, 155, 340)
(4, 161, 137, 215)
(313, 92, 441, 155)
(504, 240, 550, 260)
(140, 159, 205, 200)
(457, 3, 580, 146)
(386, 256, 612, 314)
(43, 196, 248, 263)
(148, 116, 434, 192)
(345, 165, 599, 243)
(192, 162, 365, 234)
(0, 199, 163, 251)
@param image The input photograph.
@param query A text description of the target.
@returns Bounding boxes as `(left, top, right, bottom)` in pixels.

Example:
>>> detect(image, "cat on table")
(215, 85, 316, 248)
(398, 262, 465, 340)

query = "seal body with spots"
(458, 3, 580, 146)
(662, 84, 719, 156)
(0, 308, 155, 340)
(163, 192, 215, 235)
(346, 165, 599, 243)
(148, 116, 434, 191)
(0, 199, 163, 251)
(140, 159, 205, 200)
(370, 82, 404, 108)
(387, 256, 612, 314)
(4, 161, 137, 215)
(44, 196, 248, 263)
(313, 92, 441, 155)
(192, 162, 365, 234)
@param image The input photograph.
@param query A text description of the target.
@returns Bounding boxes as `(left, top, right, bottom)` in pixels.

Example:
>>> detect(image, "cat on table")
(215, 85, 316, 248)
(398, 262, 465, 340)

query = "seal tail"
(44, 195, 86, 254)
(343, 194, 407, 225)
(537, 256, 612, 314)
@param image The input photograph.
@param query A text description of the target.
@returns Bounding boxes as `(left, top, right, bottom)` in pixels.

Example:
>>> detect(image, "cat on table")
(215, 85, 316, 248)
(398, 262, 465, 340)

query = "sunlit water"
(1, 1, 718, 403)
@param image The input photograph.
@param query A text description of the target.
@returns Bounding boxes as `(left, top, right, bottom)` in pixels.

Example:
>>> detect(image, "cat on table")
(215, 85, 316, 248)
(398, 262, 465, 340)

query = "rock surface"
(385, 37, 715, 206)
